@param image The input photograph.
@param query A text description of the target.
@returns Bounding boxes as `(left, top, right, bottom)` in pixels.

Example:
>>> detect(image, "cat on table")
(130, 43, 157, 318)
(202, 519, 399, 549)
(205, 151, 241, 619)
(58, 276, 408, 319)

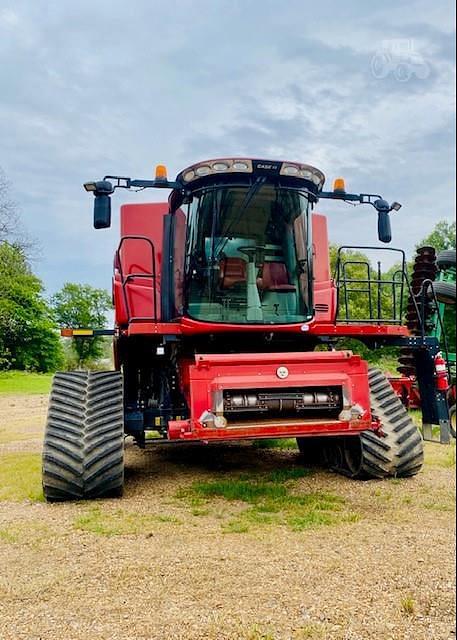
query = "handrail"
(334, 246, 408, 325)
(116, 235, 158, 322)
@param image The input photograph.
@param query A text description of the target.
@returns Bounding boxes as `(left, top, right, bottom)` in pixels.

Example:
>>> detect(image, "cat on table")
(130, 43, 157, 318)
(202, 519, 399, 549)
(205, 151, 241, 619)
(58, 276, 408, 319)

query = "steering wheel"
(237, 245, 265, 263)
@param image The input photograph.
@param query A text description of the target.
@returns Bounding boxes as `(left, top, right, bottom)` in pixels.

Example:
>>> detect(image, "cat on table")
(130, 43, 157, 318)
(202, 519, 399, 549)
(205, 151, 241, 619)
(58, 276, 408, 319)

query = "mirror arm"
(85, 176, 186, 230)
(319, 190, 400, 214)
(101, 176, 182, 191)
(318, 191, 398, 244)
(320, 190, 361, 202)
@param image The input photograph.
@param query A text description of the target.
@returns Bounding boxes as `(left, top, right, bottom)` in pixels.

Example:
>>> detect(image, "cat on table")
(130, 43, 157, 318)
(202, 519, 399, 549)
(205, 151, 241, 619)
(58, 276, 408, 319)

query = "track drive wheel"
(42, 371, 124, 502)
(325, 368, 424, 479)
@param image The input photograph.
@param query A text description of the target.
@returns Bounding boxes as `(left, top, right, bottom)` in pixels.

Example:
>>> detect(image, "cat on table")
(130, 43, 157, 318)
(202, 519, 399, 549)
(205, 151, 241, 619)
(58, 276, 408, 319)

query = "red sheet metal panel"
(312, 213, 337, 323)
(312, 213, 331, 283)
(124, 318, 410, 337)
(114, 202, 168, 324)
(169, 351, 373, 441)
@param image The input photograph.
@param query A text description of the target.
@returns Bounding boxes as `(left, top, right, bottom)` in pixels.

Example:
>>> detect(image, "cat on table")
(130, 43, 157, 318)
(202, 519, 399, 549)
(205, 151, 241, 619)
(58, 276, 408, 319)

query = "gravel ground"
(0, 394, 455, 640)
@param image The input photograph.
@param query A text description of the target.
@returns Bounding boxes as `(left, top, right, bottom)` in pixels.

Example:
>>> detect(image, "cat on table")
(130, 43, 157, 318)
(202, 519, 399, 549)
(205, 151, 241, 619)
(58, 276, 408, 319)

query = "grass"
(223, 520, 251, 534)
(252, 438, 298, 450)
(401, 595, 416, 616)
(424, 441, 456, 468)
(264, 467, 312, 482)
(192, 479, 289, 503)
(74, 506, 181, 536)
(0, 522, 52, 545)
(297, 624, 329, 639)
(423, 500, 455, 512)
(191, 507, 210, 517)
(0, 452, 44, 502)
(247, 626, 275, 640)
(0, 527, 19, 544)
(0, 370, 53, 395)
(179, 470, 358, 534)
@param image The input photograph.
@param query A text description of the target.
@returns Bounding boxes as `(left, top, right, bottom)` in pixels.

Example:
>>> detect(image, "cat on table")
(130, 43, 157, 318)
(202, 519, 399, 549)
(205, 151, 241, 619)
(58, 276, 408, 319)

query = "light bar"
(178, 158, 326, 190)
(180, 158, 254, 183)
(279, 163, 326, 189)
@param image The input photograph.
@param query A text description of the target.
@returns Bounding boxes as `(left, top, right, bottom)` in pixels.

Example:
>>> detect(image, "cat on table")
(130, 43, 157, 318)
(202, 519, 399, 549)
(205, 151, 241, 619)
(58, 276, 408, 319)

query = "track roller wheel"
(42, 371, 124, 502)
(322, 368, 424, 479)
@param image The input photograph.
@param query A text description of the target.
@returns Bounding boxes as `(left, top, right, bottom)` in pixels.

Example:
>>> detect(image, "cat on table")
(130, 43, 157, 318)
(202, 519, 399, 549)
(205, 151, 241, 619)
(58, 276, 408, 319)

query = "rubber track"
(42, 371, 124, 501)
(359, 368, 424, 478)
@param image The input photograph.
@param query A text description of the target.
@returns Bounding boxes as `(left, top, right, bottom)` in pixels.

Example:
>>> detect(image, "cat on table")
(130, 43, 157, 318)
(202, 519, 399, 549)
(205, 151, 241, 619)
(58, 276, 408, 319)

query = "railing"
(334, 246, 408, 324)
(116, 235, 158, 322)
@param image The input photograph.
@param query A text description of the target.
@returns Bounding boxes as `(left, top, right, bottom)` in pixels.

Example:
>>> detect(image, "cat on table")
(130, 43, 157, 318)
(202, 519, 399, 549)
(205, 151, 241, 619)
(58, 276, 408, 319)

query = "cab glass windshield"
(184, 182, 313, 324)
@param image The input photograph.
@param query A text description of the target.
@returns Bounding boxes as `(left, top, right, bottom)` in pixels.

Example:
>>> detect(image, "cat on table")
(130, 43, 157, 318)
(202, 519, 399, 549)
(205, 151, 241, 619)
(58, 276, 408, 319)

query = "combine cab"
(42, 159, 451, 501)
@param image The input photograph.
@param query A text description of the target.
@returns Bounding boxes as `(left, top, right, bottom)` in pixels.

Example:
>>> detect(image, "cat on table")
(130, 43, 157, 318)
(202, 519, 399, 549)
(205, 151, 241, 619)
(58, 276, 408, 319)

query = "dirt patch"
(0, 394, 47, 452)
(0, 394, 455, 640)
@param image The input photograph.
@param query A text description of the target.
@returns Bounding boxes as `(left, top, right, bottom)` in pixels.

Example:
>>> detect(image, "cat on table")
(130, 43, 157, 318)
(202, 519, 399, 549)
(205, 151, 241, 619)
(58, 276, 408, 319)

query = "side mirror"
(94, 194, 112, 229)
(377, 211, 392, 244)
(85, 180, 114, 229)
(378, 211, 392, 244)
(374, 199, 392, 243)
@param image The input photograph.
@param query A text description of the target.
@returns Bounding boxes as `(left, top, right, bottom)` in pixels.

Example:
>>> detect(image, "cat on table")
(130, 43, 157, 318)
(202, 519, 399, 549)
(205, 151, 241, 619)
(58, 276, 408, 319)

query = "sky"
(0, 0, 455, 295)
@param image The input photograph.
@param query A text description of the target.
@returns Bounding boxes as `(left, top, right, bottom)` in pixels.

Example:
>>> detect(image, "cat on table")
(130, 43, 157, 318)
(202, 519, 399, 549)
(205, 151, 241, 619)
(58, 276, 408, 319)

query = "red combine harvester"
(42, 159, 452, 501)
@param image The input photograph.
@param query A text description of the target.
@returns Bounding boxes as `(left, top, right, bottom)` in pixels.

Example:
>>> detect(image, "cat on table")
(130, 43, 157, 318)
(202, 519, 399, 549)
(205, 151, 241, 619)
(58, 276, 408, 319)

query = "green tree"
(0, 242, 62, 371)
(417, 220, 456, 252)
(51, 283, 112, 365)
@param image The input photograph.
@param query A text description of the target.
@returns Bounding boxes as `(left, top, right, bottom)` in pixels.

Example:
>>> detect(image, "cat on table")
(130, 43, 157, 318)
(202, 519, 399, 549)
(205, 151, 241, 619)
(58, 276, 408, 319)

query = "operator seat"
(219, 257, 247, 289)
(257, 262, 296, 293)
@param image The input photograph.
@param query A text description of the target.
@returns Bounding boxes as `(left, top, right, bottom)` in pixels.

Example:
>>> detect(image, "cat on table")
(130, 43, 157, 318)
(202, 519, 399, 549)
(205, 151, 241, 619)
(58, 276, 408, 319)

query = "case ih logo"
(253, 161, 281, 172)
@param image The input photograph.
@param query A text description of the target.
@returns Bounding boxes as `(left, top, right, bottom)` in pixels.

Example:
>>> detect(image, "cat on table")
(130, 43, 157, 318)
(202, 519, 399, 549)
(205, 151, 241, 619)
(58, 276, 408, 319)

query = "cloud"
(0, 0, 454, 292)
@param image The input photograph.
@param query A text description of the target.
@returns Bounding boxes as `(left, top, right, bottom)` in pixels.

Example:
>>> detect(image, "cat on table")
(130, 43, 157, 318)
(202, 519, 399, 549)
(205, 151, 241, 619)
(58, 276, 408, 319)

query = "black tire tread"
(357, 368, 424, 478)
(42, 371, 124, 502)
(436, 249, 456, 269)
(432, 281, 456, 306)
